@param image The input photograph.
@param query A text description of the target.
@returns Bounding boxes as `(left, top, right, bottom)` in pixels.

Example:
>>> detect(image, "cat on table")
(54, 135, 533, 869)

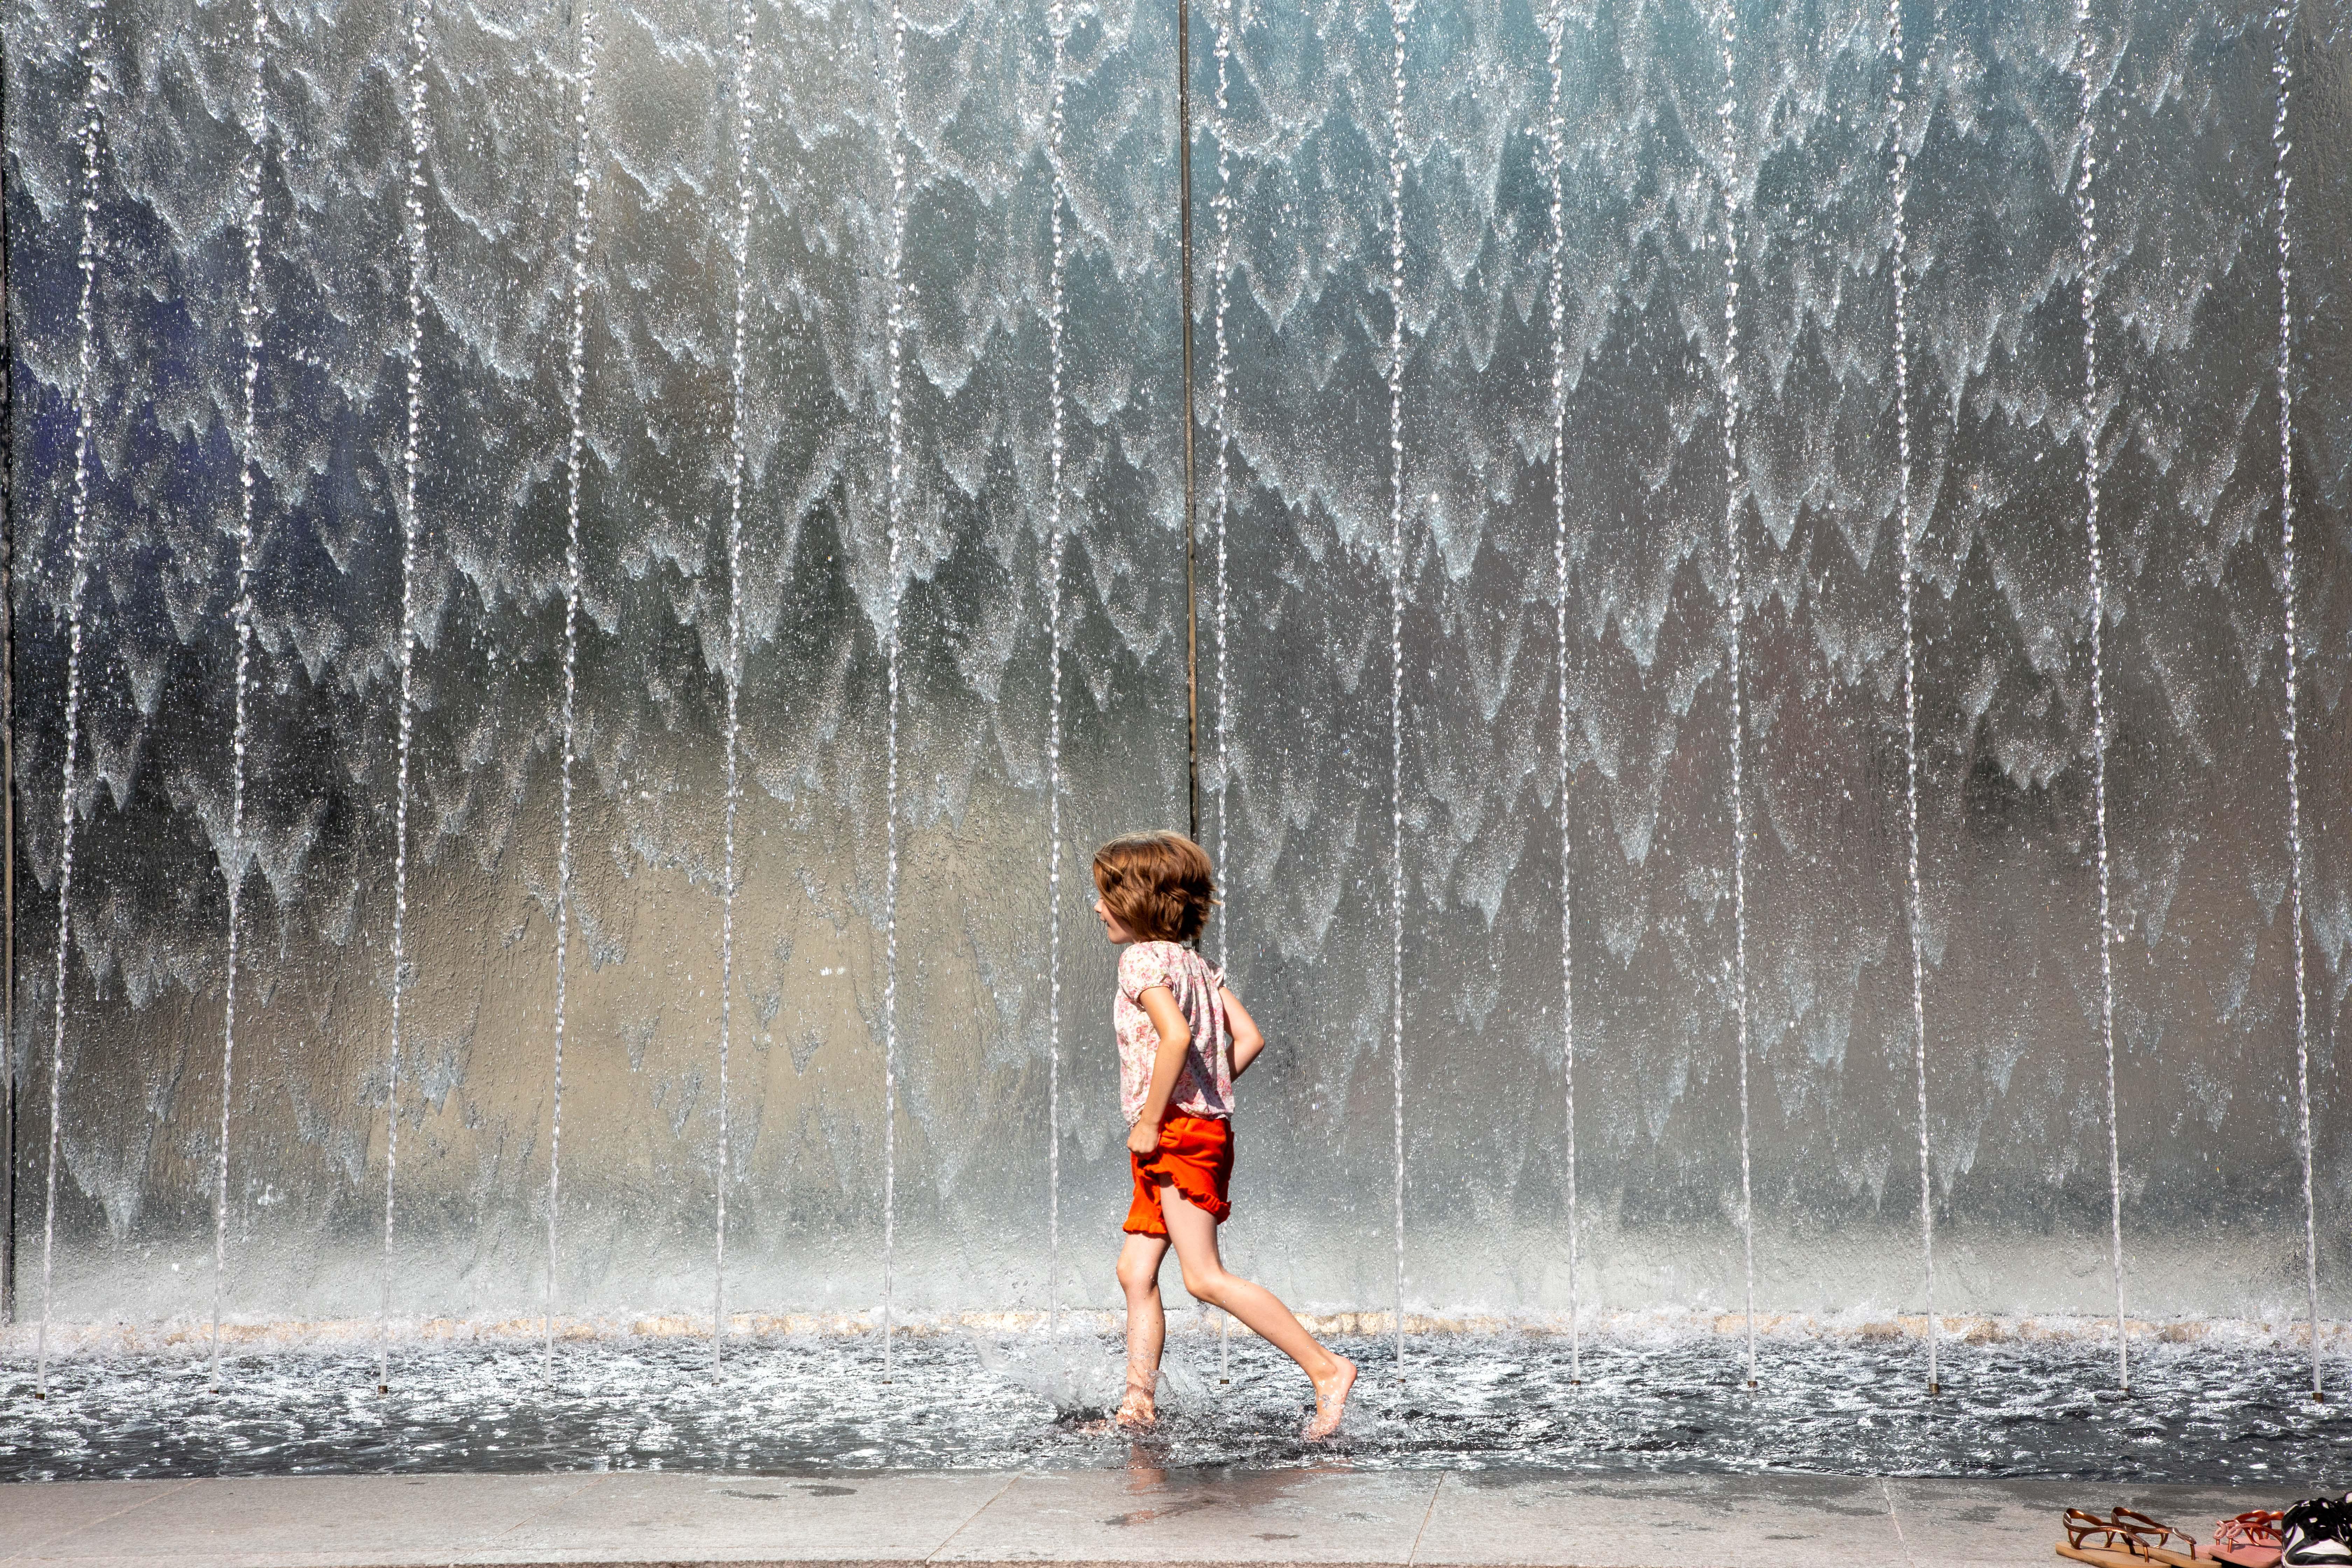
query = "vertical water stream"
(1044, 0, 1067, 1348)
(1212, 0, 1239, 1383)
(1385, 0, 1412, 1382)
(1716, 0, 1755, 1391)
(546, 0, 596, 1368)
(2268, 0, 2319, 1403)
(36, 0, 108, 1399)
(209, 0, 269, 1390)
(1546, 0, 1577, 1386)
(377, 0, 431, 1397)
(2070, 0, 2128, 1393)
(1885, 0, 1936, 1397)
(881, 0, 909, 1381)
(713, 0, 754, 1364)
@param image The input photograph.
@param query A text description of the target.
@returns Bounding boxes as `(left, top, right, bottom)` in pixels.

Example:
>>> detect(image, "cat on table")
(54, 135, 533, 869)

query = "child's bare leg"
(1156, 1185, 1357, 1438)
(1114, 1233, 1169, 1425)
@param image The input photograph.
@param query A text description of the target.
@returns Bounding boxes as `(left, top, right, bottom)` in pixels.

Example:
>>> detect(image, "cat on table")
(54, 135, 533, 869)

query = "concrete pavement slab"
(930, 1468, 1441, 1564)
(0, 1479, 198, 1562)
(6, 1472, 603, 1567)
(458, 1469, 1018, 1564)
(1413, 1470, 1904, 1568)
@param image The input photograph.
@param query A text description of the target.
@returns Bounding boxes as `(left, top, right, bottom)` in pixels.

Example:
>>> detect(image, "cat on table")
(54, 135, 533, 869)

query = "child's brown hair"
(1091, 831, 1218, 945)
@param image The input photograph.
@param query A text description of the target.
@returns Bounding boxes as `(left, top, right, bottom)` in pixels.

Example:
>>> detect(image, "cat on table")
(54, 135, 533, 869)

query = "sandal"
(2061, 1510, 2211, 1568)
(2063, 1509, 2157, 1568)
(2214, 1513, 2286, 1568)
(2112, 1510, 2214, 1568)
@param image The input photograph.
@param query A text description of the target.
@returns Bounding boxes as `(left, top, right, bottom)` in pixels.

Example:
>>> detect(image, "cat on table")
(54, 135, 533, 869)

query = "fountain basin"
(4, 1323, 2344, 1485)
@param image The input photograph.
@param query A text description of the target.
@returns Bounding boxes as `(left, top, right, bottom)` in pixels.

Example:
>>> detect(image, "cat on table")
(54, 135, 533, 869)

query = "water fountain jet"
(1715, 0, 1756, 1393)
(36, 0, 108, 1402)
(209, 0, 269, 1393)
(2070, 0, 2128, 1396)
(545, 0, 596, 1375)
(1208, 0, 1237, 1391)
(880, 0, 910, 1384)
(1044, 0, 1068, 1350)
(1385, 0, 1413, 1387)
(376, 0, 434, 1399)
(2267, 0, 2320, 1407)
(1885, 0, 1937, 1401)
(1545, 0, 1578, 1390)
(712, 0, 755, 1367)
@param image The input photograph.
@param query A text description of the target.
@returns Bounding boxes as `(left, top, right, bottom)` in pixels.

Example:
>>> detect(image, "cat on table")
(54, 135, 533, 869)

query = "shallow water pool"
(3, 1331, 2345, 1485)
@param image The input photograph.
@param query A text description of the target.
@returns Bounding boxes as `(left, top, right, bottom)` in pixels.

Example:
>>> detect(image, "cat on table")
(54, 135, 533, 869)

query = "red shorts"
(1123, 1114, 1234, 1235)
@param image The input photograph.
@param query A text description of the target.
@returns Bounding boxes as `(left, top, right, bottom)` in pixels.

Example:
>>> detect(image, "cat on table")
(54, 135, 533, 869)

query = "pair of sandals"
(2061, 1508, 2292, 1568)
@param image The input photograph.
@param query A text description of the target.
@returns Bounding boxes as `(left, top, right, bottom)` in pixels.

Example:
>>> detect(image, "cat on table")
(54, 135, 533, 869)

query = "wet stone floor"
(2, 1331, 2345, 1484)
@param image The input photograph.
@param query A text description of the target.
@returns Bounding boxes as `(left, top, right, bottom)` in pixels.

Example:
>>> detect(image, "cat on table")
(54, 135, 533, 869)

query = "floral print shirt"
(1114, 940, 1234, 1125)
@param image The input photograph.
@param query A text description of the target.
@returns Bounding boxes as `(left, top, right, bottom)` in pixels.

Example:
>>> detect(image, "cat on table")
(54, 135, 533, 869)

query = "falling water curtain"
(3, 0, 2349, 1335)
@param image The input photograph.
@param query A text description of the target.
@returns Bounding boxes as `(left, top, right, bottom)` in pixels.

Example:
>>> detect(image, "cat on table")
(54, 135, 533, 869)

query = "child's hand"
(1127, 1119, 1162, 1156)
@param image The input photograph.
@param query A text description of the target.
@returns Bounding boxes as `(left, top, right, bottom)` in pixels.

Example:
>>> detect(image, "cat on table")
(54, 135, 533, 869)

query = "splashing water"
(713, 0, 755, 1368)
(1546, 0, 1578, 1388)
(379, 0, 432, 1398)
(2268, 0, 2318, 1404)
(1386, 0, 1412, 1386)
(547, 0, 596, 1372)
(1716, 0, 1755, 1393)
(38, 0, 107, 1402)
(1044, 0, 1067, 1348)
(2071, 0, 2127, 1396)
(13, 1331, 2343, 1483)
(881, 0, 909, 1384)
(211, 0, 270, 1391)
(1885, 0, 1935, 1399)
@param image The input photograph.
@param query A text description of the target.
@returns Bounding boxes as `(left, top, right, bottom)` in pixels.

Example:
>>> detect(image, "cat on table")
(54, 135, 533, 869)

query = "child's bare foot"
(1304, 1355, 1356, 1440)
(1114, 1379, 1157, 1429)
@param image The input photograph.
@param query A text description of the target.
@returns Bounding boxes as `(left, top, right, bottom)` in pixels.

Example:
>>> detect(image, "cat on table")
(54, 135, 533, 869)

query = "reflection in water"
(3, 1330, 2346, 1484)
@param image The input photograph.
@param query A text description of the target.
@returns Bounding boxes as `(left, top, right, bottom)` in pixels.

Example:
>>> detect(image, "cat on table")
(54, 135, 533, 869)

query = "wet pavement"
(0, 1465, 2290, 1567)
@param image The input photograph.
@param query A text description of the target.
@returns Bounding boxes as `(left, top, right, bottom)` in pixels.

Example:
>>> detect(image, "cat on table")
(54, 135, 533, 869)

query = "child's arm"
(1223, 988, 1265, 1078)
(1126, 986, 1192, 1154)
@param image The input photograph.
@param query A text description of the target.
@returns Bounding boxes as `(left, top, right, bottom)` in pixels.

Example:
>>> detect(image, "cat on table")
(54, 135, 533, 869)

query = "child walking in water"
(1090, 831, 1357, 1439)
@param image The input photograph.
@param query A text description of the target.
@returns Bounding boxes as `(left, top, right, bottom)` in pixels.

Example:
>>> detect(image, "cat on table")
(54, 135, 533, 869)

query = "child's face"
(1093, 894, 1135, 944)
